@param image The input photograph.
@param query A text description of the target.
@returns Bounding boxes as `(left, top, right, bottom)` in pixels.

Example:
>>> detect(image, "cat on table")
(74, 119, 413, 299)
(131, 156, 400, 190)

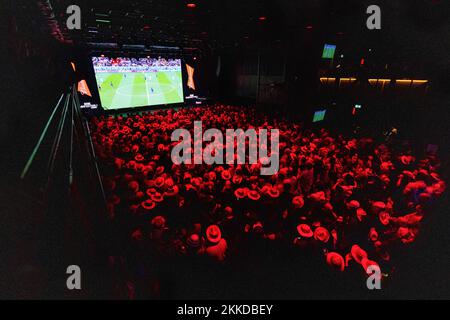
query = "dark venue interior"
(1, 0, 450, 300)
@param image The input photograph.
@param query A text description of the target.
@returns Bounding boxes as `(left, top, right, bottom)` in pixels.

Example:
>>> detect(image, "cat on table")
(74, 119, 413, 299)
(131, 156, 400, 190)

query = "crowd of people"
(89, 105, 445, 286)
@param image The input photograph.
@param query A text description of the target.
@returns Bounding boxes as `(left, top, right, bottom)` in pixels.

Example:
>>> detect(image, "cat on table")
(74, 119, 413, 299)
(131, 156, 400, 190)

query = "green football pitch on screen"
(313, 110, 327, 122)
(95, 71, 184, 110)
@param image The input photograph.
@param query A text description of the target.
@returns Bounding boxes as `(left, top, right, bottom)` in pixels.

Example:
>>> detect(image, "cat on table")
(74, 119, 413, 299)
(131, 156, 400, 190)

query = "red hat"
(266, 233, 276, 240)
(183, 172, 193, 181)
(350, 244, 368, 264)
(402, 170, 415, 180)
(155, 166, 165, 175)
(248, 175, 258, 184)
(400, 155, 413, 165)
(396, 227, 416, 243)
(131, 144, 140, 153)
(114, 158, 125, 169)
(380, 174, 390, 185)
(379, 211, 391, 226)
(207, 171, 217, 181)
(144, 178, 155, 188)
(380, 161, 393, 172)
(135, 191, 145, 200)
(247, 190, 261, 201)
(347, 200, 360, 209)
(356, 207, 367, 222)
(234, 187, 248, 199)
(392, 212, 423, 226)
(309, 191, 326, 202)
(232, 175, 243, 185)
(292, 196, 305, 209)
(372, 201, 386, 213)
(135, 163, 145, 172)
(134, 154, 144, 162)
(141, 199, 156, 211)
(206, 224, 222, 243)
(127, 160, 137, 170)
(314, 227, 330, 243)
(151, 215, 166, 229)
(185, 183, 197, 192)
(279, 167, 289, 176)
(203, 181, 214, 191)
(252, 221, 264, 233)
(297, 224, 314, 238)
(323, 202, 334, 212)
(191, 177, 203, 187)
(260, 184, 271, 194)
(430, 172, 440, 182)
(152, 154, 161, 162)
(267, 187, 280, 198)
(369, 228, 379, 241)
(164, 177, 175, 188)
(131, 229, 143, 241)
(164, 185, 179, 197)
(146, 188, 157, 197)
(187, 234, 201, 248)
(128, 180, 139, 192)
(326, 252, 345, 272)
(361, 257, 380, 276)
(151, 192, 164, 203)
(396, 226, 410, 238)
(157, 143, 166, 152)
(312, 221, 321, 228)
(418, 192, 431, 203)
(221, 170, 232, 180)
(154, 177, 165, 188)
(122, 146, 131, 153)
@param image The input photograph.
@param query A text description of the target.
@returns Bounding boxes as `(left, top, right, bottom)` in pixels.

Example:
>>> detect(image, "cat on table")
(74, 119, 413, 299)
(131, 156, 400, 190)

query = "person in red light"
(203, 225, 227, 261)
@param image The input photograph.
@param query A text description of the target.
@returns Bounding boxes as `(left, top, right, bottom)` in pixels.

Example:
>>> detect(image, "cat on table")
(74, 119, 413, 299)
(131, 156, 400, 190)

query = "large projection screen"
(92, 56, 184, 110)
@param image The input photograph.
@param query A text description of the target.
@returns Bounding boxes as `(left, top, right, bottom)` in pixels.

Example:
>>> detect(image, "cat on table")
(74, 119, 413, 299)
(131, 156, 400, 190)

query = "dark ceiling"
(24, 0, 376, 51)
(14, 1, 448, 48)
(9, 0, 450, 80)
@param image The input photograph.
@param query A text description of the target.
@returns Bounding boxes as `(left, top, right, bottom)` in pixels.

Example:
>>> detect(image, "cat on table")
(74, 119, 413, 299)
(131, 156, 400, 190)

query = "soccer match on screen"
(92, 56, 183, 110)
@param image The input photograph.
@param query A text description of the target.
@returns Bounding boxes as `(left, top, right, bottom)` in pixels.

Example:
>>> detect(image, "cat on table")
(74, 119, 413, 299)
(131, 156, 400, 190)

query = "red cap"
(247, 190, 261, 201)
(206, 225, 222, 243)
(292, 196, 305, 209)
(297, 224, 314, 238)
(151, 215, 166, 229)
(326, 252, 345, 272)
(314, 227, 330, 243)
(350, 244, 368, 264)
